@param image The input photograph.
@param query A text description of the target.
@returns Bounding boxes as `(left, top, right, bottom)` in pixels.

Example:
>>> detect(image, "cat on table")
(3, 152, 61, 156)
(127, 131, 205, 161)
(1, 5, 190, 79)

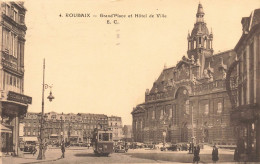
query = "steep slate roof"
(204, 50, 236, 80)
(149, 66, 175, 94)
(148, 49, 236, 95)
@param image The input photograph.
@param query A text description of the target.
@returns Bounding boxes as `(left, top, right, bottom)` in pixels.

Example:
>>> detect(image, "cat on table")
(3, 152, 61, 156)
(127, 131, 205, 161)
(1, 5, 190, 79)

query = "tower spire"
(196, 3, 205, 23)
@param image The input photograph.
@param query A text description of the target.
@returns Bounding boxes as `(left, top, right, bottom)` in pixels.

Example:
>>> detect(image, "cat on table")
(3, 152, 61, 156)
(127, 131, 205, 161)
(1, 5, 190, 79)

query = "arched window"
(193, 40, 196, 48)
(204, 37, 207, 48)
(185, 100, 189, 114)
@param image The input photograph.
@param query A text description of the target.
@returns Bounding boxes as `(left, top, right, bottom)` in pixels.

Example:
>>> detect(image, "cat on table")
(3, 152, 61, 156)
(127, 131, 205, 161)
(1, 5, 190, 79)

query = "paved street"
(1, 145, 239, 164)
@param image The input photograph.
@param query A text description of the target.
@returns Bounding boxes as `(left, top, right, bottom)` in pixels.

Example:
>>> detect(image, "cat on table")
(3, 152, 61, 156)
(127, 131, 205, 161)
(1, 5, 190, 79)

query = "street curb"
(20, 157, 61, 164)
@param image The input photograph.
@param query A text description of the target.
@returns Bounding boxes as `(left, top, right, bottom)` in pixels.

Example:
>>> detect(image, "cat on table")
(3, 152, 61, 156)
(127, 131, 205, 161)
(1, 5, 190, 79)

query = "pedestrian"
(189, 142, 191, 153)
(193, 146, 200, 164)
(61, 140, 65, 158)
(212, 144, 219, 163)
(32, 146, 37, 156)
(43, 142, 47, 155)
(234, 147, 239, 162)
(197, 145, 200, 154)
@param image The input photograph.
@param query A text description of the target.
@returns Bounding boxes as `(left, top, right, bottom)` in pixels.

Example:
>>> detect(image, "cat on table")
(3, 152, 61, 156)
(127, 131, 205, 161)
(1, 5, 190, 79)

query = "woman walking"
(212, 144, 219, 163)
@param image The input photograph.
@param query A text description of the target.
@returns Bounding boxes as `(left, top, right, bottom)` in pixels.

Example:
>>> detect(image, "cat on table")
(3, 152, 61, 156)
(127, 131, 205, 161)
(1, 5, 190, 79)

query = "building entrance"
(181, 122, 188, 142)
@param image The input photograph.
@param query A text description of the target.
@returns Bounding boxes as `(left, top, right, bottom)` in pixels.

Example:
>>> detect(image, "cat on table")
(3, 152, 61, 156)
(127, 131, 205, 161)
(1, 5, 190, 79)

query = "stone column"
(14, 114, 19, 156)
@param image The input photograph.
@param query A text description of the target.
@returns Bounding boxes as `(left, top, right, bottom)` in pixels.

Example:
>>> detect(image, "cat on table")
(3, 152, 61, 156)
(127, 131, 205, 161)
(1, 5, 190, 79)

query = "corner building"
(0, 2, 31, 156)
(226, 9, 260, 162)
(132, 3, 236, 145)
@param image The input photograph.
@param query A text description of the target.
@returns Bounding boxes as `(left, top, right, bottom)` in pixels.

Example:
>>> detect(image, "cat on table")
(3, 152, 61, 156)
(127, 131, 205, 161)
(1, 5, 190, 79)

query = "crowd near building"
(20, 112, 125, 145)
(132, 3, 236, 146)
(0, 2, 32, 156)
(226, 9, 260, 161)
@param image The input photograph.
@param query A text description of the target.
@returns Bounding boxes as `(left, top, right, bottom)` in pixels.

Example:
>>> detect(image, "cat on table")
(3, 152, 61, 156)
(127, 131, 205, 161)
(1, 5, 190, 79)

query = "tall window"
(169, 108, 172, 118)
(160, 109, 164, 119)
(152, 110, 155, 119)
(185, 100, 189, 114)
(13, 10, 17, 21)
(193, 40, 196, 48)
(217, 102, 222, 114)
(204, 37, 207, 48)
(5, 4, 11, 16)
(205, 104, 209, 115)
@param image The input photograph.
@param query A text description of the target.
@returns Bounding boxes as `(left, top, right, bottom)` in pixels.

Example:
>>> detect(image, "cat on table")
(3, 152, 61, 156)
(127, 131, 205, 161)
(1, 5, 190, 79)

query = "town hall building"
(132, 3, 237, 145)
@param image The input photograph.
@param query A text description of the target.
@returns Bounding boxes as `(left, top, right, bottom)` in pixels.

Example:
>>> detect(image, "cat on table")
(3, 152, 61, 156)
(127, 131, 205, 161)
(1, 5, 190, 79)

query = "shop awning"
(1, 124, 12, 133)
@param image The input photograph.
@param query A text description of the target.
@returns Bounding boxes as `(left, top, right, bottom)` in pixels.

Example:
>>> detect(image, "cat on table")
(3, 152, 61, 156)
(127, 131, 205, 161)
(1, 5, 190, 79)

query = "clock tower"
(187, 3, 214, 78)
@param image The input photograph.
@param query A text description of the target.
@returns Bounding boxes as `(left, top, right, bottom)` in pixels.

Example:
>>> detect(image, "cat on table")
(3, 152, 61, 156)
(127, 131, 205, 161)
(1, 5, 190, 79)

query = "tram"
(92, 128, 114, 156)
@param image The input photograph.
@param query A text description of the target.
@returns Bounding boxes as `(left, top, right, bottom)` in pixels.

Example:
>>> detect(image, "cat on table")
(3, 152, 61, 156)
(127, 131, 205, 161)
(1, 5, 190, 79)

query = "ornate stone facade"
(132, 3, 236, 145)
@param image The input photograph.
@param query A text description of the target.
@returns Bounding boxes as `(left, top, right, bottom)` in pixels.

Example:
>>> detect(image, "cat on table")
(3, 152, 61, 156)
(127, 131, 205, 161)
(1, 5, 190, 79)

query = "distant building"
(226, 8, 260, 162)
(122, 125, 133, 142)
(132, 3, 236, 145)
(108, 116, 123, 141)
(0, 2, 32, 156)
(20, 112, 108, 145)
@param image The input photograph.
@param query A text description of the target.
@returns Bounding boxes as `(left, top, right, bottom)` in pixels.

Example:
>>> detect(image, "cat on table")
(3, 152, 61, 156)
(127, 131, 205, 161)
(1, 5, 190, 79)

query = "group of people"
(192, 144, 219, 164)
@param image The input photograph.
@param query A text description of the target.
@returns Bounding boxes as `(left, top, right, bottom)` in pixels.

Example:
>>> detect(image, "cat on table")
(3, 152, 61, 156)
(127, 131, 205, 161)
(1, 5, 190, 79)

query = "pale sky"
(23, 0, 260, 125)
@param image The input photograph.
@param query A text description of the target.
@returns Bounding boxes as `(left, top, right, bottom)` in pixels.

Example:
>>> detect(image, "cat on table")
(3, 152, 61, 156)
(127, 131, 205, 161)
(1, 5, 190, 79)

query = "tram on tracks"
(92, 128, 113, 156)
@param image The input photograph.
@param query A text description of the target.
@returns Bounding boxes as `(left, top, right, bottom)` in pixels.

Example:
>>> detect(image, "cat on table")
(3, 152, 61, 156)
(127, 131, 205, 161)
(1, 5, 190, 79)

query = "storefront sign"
(7, 91, 32, 104)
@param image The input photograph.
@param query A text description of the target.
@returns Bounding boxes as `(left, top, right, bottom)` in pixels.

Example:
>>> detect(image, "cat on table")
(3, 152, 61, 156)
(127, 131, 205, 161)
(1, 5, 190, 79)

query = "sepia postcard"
(0, 0, 260, 163)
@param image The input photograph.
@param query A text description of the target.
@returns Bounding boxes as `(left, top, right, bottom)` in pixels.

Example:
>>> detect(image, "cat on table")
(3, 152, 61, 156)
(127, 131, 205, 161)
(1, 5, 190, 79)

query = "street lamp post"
(37, 59, 55, 160)
(191, 104, 195, 154)
(60, 114, 64, 143)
